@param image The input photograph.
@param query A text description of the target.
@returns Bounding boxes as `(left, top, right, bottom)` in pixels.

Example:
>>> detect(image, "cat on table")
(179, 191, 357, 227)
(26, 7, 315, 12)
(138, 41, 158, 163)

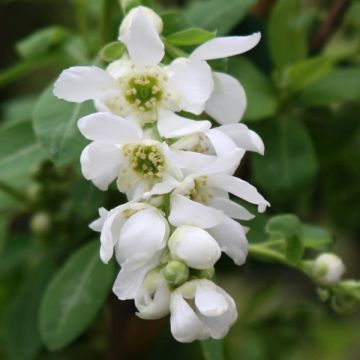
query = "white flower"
(78, 111, 193, 198)
(188, 33, 261, 124)
(91, 202, 169, 299)
(53, 10, 213, 125)
(313, 253, 345, 286)
(119, 6, 163, 36)
(168, 226, 221, 269)
(170, 279, 237, 342)
(135, 268, 171, 320)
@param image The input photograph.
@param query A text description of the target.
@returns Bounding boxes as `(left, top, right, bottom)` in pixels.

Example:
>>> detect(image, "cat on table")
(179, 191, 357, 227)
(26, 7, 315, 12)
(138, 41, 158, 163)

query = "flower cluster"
(53, 6, 269, 342)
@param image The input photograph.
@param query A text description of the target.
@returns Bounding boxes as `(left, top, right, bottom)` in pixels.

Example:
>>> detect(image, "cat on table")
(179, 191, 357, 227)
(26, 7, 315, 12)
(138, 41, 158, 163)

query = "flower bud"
(163, 260, 189, 286)
(30, 211, 51, 235)
(312, 253, 345, 286)
(119, 6, 163, 37)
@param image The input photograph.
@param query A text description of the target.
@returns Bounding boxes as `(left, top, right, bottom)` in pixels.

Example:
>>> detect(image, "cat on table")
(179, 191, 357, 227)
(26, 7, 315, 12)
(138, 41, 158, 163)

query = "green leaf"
(251, 117, 318, 198)
(303, 224, 334, 250)
(285, 56, 335, 92)
(39, 241, 114, 350)
(227, 58, 279, 121)
(166, 28, 216, 46)
(265, 214, 304, 264)
(16, 26, 70, 59)
(4, 259, 55, 360)
(201, 338, 224, 360)
(184, 0, 256, 35)
(33, 85, 95, 165)
(0, 217, 8, 257)
(268, 0, 307, 69)
(299, 68, 360, 106)
(119, 0, 142, 13)
(100, 42, 126, 62)
(0, 121, 47, 183)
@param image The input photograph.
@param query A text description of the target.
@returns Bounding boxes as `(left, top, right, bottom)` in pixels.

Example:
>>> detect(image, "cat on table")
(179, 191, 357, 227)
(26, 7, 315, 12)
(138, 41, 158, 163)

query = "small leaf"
(16, 26, 70, 59)
(303, 224, 334, 250)
(39, 241, 115, 350)
(228, 58, 279, 121)
(268, 0, 307, 69)
(299, 67, 360, 106)
(285, 56, 335, 92)
(184, 0, 256, 35)
(201, 338, 224, 360)
(33, 85, 95, 165)
(266, 214, 304, 264)
(166, 28, 216, 46)
(100, 42, 126, 62)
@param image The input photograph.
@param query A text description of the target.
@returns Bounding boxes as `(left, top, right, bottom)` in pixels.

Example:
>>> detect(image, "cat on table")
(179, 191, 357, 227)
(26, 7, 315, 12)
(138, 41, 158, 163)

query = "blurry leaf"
(184, 0, 256, 35)
(33, 85, 95, 166)
(299, 68, 360, 106)
(120, 0, 141, 13)
(16, 26, 70, 59)
(161, 10, 189, 36)
(303, 224, 334, 250)
(337, 280, 360, 301)
(201, 338, 224, 360)
(4, 259, 55, 360)
(0, 217, 8, 256)
(0, 121, 47, 183)
(100, 42, 126, 62)
(268, 0, 307, 69)
(1, 95, 37, 125)
(39, 241, 115, 350)
(166, 28, 216, 46)
(228, 58, 279, 121)
(251, 117, 318, 198)
(265, 214, 304, 264)
(285, 56, 335, 92)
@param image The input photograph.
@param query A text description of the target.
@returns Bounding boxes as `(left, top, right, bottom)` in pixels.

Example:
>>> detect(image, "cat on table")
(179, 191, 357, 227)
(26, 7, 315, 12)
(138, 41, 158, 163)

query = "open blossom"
(77, 110, 213, 198)
(170, 280, 237, 342)
(53, 8, 213, 126)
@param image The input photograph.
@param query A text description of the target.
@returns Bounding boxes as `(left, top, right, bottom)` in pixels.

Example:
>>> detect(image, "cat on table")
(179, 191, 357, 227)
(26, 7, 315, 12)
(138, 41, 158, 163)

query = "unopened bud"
(119, 6, 163, 37)
(163, 260, 189, 287)
(313, 253, 345, 286)
(30, 212, 51, 235)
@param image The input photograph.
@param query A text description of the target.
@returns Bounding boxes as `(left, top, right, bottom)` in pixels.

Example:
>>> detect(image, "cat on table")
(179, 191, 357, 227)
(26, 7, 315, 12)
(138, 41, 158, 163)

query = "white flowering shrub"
(0, 0, 359, 359)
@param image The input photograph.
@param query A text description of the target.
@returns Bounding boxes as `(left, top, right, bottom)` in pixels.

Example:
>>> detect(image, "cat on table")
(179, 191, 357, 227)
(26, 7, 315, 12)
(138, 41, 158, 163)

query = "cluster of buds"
(53, 6, 269, 342)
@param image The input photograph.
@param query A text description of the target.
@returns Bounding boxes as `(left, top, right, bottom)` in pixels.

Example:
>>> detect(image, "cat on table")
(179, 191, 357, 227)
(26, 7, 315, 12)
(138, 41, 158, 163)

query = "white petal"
(78, 112, 142, 144)
(113, 266, 150, 300)
(158, 110, 211, 138)
(170, 292, 209, 342)
(116, 208, 167, 267)
(207, 174, 270, 211)
(218, 124, 265, 154)
(136, 282, 171, 320)
(169, 226, 221, 269)
(197, 284, 237, 339)
(169, 195, 223, 229)
(196, 149, 244, 177)
(176, 151, 216, 176)
(120, 9, 164, 67)
(205, 128, 238, 156)
(190, 33, 261, 61)
(208, 217, 248, 265)
(143, 174, 180, 198)
(80, 142, 123, 191)
(208, 197, 254, 220)
(205, 72, 246, 124)
(195, 280, 229, 316)
(53, 66, 118, 102)
(89, 207, 108, 232)
(168, 60, 213, 114)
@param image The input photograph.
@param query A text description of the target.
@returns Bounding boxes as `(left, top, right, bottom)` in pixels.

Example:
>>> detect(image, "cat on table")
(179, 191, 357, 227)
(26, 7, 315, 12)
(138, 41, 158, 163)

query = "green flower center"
(123, 144, 165, 179)
(125, 75, 162, 111)
(187, 177, 213, 204)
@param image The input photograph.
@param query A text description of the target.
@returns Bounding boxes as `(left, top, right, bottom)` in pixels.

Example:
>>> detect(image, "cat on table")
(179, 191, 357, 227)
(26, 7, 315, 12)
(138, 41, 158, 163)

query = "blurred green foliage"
(0, 0, 359, 359)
